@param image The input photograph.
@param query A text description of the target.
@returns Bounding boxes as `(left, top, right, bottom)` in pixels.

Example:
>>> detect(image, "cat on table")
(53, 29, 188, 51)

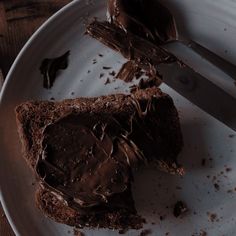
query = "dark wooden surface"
(0, 1, 71, 235)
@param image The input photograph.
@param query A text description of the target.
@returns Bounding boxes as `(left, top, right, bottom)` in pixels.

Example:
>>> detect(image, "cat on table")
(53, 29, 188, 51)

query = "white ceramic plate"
(1, 0, 236, 235)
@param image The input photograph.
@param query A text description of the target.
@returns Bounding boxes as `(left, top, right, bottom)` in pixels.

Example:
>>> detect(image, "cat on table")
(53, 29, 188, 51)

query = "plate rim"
(0, 1, 80, 235)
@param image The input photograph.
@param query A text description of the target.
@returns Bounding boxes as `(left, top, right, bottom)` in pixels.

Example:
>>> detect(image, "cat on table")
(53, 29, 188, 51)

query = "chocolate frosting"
(107, 0, 177, 43)
(36, 95, 180, 212)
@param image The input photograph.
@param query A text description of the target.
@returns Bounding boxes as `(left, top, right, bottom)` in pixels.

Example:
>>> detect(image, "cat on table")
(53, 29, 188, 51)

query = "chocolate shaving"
(109, 71, 116, 76)
(116, 61, 141, 83)
(103, 66, 112, 70)
(40, 51, 70, 89)
(105, 78, 111, 85)
(214, 183, 220, 191)
(99, 73, 105, 78)
(86, 21, 176, 73)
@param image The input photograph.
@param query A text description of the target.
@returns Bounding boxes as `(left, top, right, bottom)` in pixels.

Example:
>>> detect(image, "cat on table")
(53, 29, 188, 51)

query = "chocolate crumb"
(139, 229, 152, 236)
(227, 189, 233, 193)
(159, 215, 165, 221)
(119, 229, 128, 234)
(99, 73, 104, 78)
(226, 167, 232, 172)
(200, 230, 207, 236)
(73, 228, 85, 236)
(116, 61, 140, 83)
(214, 183, 220, 191)
(103, 66, 112, 70)
(50, 97, 55, 101)
(87, 70, 91, 74)
(176, 186, 182, 190)
(92, 59, 97, 64)
(229, 134, 235, 138)
(71, 92, 75, 95)
(201, 158, 206, 166)
(109, 71, 116, 76)
(31, 182, 35, 186)
(105, 78, 111, 85)
(165, 233, 170, 236)
(151, 222, 155, 225)
(98, 54, 103, 57)
(173, 201, 188, 218)
(207, 212, 218, 222)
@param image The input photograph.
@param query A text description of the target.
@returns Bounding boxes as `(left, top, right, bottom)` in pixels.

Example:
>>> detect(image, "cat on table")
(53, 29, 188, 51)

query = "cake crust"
(15, 87, 183, 230)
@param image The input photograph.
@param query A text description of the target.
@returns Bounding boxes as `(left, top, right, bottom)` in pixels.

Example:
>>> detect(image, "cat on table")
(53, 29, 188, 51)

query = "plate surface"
(1, 0, 236, 235)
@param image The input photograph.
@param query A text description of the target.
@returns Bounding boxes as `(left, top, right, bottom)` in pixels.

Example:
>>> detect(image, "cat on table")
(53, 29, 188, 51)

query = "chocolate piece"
(86, 21, 176, 72)
(130, 71, 163, 93)
(40, 51, 70, 89)
(107, 0, 177, 43)
(116, 61, 142, 82)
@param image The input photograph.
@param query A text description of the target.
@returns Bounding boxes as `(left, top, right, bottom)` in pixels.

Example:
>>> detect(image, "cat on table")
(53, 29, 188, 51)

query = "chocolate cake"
(15, 87, 183, 230)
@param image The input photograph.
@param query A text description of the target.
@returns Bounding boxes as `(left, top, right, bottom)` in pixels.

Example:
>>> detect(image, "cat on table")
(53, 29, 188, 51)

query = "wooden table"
(0, 1, 71, 235)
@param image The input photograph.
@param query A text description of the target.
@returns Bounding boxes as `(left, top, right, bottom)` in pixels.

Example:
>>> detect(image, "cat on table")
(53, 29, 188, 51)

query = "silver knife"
(158, 41, 236, 131)
(188, 40, 236, 81)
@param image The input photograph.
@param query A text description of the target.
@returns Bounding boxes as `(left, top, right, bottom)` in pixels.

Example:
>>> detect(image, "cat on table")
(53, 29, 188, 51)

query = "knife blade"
(188, 40, 236, 81)
(158, 61, 236, 131)
(87, 21, 236, 131)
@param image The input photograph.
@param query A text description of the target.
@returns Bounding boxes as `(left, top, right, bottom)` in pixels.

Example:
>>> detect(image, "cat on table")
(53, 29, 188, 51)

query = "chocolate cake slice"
(15, 87, 183, 229)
